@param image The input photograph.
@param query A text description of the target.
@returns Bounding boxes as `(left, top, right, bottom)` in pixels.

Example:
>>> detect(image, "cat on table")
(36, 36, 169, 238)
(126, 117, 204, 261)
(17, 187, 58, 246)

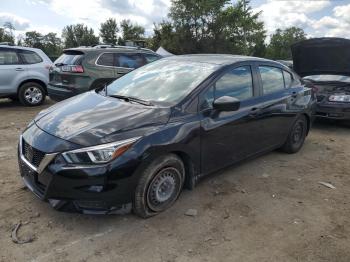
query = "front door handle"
(249, 107, 260, 117)
(15, 68, 24, 71)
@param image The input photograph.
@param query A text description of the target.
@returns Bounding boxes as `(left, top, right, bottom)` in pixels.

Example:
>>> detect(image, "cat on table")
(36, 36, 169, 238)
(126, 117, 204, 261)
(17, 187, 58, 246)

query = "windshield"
(304, 75, 350, 83)
(106, 59, 218, 104)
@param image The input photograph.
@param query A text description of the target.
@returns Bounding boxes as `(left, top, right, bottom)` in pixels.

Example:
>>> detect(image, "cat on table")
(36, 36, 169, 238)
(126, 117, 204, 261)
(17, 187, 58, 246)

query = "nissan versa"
(18, 55, 315, 218)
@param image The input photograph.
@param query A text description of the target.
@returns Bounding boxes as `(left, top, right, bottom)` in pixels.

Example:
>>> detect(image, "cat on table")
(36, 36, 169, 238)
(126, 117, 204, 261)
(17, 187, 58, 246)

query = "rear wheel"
(133, 154, 185, 218)
(18, 82, 46, 106)
(281, 115, 307, 154)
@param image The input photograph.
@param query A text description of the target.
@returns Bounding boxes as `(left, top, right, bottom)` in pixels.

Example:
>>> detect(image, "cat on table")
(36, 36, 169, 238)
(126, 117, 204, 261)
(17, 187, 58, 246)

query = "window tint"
(96, 53, 114, 66)
(144, 54, 160, 63)
(215, 66, 253, 100)
(116, 54, 146, 69)
(283, 71, 293, 88)
(19, 50, 43, 64)
(55, 52, 84, 65)
(259, 66, 284, 94)
(0, 49, 20, 65)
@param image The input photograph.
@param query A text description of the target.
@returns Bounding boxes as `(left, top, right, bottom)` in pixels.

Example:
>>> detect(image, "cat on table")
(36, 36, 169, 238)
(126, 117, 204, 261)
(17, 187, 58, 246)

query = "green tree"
(62, 24, 99, 48)
(0, 22, 15, 44)
(100, 18, 119, 45)
(266, 27, 307, 60)
(24, 31, 43, 48)
(152, 0, 266, 55)
(42, 32, 62, 56)
(120, 19, 145, 43)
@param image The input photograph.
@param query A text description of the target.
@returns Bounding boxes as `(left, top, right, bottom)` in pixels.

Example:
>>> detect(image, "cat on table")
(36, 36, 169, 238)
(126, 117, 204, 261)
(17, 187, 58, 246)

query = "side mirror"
(213, 96, 240, 111)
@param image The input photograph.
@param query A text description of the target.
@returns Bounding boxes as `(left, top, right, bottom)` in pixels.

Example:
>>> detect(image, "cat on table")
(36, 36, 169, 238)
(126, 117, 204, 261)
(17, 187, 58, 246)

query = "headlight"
(329, 95, 350, 102)
(62, 137, 141, 164)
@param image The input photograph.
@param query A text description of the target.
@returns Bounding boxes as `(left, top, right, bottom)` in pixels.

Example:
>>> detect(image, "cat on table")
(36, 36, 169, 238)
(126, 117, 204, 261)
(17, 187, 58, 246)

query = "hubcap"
(147, 167, 180, 212)
(24, 87, 42, 104)
(292, 122, 303, 144)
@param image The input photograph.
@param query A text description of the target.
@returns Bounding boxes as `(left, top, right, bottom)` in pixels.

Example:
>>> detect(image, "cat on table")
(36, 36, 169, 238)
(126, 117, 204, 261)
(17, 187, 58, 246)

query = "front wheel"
(133, 154, 185, 218)
(281, 115, 307, 154)
(18, 82, 46, 106)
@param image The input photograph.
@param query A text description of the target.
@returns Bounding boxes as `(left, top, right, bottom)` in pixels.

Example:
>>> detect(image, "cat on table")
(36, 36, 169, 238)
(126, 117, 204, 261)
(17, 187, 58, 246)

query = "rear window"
(54, 51, 84, 65)
(18, 50, 43, 64)
(0, 49, 20, 65)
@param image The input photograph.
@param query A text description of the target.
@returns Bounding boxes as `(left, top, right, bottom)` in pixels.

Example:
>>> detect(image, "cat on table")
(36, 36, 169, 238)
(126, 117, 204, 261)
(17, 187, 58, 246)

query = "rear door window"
(18, 50, 43, 64)
(283, 71, 293, 88)
(0, 48, 20, 65)
(116, 53, 146, 69)
(215, 66, 253, 100)
(259, 66, 285, 94)
(96, 53, 114, 67)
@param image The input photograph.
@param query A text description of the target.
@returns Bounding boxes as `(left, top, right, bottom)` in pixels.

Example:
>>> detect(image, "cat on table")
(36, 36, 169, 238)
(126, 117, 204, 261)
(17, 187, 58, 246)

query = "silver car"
(0, 45, 52, 106)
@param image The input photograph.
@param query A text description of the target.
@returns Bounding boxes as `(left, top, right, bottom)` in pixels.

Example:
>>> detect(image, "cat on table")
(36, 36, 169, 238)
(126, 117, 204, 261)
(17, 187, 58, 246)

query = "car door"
(200, 64, 268, 174)
(94, 52, 118, 87)
(0, 48, 26, 95)
(253, 63, 298, 149)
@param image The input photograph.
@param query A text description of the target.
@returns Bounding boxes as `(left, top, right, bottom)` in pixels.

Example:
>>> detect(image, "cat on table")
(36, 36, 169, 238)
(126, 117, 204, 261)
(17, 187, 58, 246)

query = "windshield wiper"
(109, 94, 154, 106)
(54, 62, 67, 67)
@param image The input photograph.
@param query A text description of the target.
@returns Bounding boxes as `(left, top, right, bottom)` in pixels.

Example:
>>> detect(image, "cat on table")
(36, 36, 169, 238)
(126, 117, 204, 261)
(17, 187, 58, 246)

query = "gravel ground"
(0, 98, 349, 262)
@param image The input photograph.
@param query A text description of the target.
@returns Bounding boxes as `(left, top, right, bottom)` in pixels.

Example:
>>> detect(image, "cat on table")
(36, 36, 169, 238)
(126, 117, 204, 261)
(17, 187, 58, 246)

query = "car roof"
(165, 54, 274, 66)
(65, 46, 157, 54)
(0, 45, 43, 52)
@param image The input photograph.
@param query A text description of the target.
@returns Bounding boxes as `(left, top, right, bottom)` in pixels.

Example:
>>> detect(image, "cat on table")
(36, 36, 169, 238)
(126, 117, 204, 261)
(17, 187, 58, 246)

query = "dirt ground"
(0, 98, 349, 262)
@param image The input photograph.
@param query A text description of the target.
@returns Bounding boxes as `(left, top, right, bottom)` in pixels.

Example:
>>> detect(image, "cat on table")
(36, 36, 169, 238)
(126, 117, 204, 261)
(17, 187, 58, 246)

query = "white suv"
(0, 45, 52, 106)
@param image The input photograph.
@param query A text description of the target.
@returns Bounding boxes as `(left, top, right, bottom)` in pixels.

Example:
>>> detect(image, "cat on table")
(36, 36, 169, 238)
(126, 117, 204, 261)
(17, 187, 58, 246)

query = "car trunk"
(49, 50, 88, 87)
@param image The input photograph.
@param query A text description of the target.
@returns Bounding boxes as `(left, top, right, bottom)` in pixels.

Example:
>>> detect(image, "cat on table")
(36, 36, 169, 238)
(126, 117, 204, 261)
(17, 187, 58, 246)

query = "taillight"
(71, 65, 84, 73)
(62, 65, 84, 73)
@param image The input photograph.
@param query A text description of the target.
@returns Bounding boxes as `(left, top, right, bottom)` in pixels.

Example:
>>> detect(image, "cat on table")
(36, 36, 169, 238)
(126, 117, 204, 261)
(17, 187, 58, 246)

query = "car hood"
(35, 92, 171, 146)
(292, 38, 350, 77)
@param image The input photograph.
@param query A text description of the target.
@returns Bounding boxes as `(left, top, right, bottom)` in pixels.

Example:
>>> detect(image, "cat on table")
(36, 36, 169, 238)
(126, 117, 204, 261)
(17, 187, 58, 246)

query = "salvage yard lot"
(0, 99, 349, 262)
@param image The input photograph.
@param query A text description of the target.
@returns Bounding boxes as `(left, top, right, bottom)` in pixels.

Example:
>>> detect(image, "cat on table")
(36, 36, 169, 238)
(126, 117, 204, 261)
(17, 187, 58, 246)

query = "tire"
(281, 115, 307, 154)
(18, 82, 46, 106)
(133, 154, 185, 218)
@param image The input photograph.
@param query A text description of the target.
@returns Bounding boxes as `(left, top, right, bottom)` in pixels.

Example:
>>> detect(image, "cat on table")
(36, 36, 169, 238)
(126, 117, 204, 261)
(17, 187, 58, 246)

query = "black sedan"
(18, 55, 315, 217)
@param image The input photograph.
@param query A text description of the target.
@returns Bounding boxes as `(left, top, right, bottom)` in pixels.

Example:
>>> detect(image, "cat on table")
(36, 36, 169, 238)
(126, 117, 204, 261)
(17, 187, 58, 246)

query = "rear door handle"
(15, 68, 24, 71)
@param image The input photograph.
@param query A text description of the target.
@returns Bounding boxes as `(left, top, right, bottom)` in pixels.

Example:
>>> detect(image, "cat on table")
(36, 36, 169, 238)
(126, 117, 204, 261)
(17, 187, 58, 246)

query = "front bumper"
(47, 84, 83, 102)
(315, 102, 350, 120)
(18, 134, 138, 214)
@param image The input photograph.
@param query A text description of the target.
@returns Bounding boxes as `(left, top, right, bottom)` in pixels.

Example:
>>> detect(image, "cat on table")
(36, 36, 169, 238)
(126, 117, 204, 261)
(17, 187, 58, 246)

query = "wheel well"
(303, 113, 311, 135)
(171, 151, 196, 190)
(18, 79, 47, 95)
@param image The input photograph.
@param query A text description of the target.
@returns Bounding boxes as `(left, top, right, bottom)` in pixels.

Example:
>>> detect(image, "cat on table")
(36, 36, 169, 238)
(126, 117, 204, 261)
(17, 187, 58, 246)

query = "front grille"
(22, 139, 46, 168)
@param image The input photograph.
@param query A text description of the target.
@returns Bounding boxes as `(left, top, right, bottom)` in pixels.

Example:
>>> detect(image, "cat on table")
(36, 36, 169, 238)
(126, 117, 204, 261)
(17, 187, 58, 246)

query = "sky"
(1, 0, 350, 40)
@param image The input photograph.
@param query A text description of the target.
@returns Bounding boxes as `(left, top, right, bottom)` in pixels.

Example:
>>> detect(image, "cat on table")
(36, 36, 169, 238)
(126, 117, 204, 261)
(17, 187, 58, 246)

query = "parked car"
(292, 37, 350, 120)
(18, 55, 315, 217)
(48, 45, 162, 101)
(0, 44, 52, 106)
